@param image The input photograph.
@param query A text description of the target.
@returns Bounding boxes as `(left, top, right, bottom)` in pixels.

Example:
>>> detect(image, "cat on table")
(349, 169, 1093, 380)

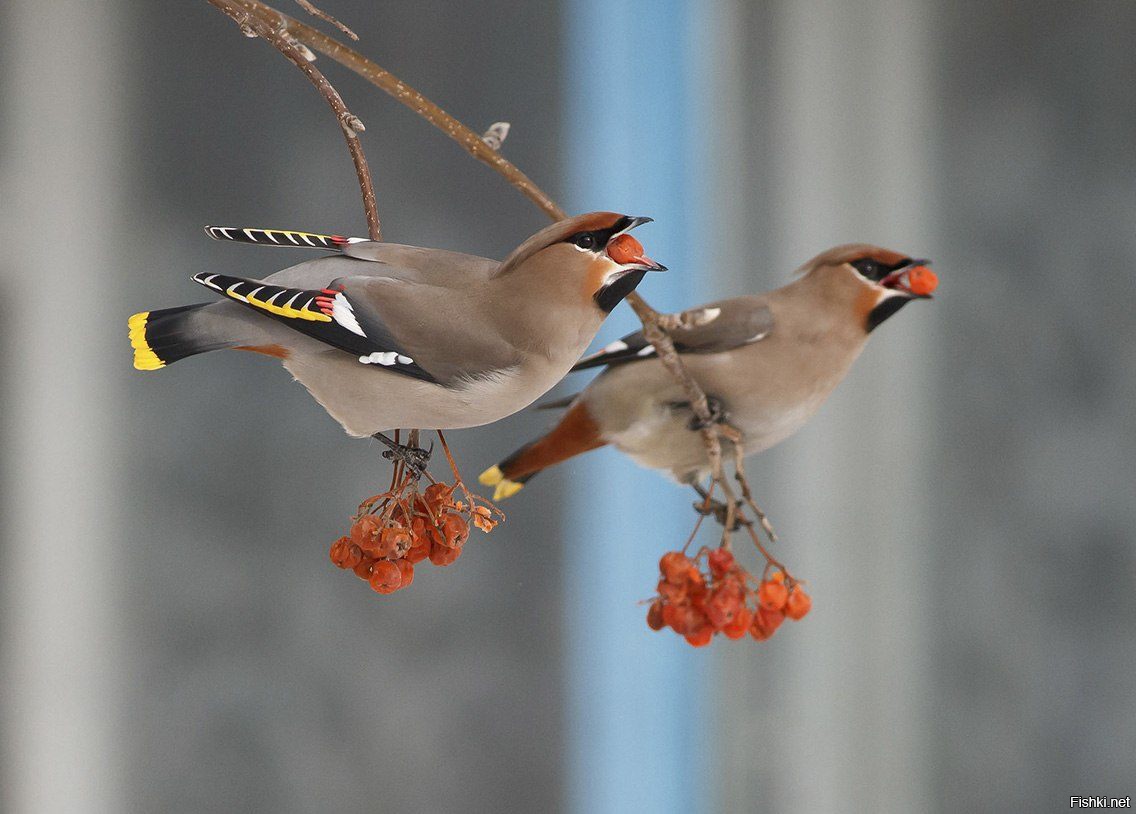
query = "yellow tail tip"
(128, 311, 165, 371)
(493, 479, 524, 501)
(478, 465, 504, 486)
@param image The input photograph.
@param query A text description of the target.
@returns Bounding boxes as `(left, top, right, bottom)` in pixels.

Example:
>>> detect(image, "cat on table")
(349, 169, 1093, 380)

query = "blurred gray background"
(2, 1, 1133, 812)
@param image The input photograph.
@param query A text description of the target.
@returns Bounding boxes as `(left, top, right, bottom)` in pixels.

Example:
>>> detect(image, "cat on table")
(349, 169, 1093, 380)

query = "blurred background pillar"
(0, 2, 130, 812)
(561, 1, 715, 811)
(711, 0, 937, 811)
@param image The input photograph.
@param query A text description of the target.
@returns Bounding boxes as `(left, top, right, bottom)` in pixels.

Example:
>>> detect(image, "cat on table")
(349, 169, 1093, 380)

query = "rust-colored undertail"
(478, 401, 607, 500)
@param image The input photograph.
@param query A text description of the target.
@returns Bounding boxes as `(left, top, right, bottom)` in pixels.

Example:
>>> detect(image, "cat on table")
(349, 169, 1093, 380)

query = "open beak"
(607, 217, 667, 271)
(880, 258, 937, 298)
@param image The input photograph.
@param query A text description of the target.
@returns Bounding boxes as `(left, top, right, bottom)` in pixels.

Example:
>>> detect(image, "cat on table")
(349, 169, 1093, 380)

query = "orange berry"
(351, 514, 382, 555)
(661, 602, 680, 630)
(606, 233, 645, 266)
(428, 540, 462, 566)
(646, 600, 665, 631)
(906, 265, 938, 296)
(439, 513, 469, 548)
(405, 541, 430, 564)
(352, 557, 375, 580)
(379, 526, 412, 558)
(684, 625, 714, 647)
(756, 606, 785, 633)
(749, 615, 773, 641)
(369, 560, 402, 593)
(329, 537, 353, 568)
(660, 552, 690, 584)
(423, 482, 455, 512)
(785, 586, 812, 620)
(707, 547, 735, 579)
(757, 580, 789, 612)
(723, 607, 752, 639)
(395, 558, 414, 589)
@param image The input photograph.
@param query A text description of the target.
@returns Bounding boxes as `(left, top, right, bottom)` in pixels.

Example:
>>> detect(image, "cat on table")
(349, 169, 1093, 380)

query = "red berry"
(756, 606, 785, 633)
(329, 537, 353, 568)
(351, 514, 383, 555)
(352, 557, 376, 579)
(439, 513, 469, 548)
(369, 560, 402, 594)
(757, 580, 789, 612)
(423, 482, 454, 509)
(428, 540, 462, 566)
(379, 526, 412, 558)
(660, 552, 690, 584)
(785, 586, 812, 620)
(405, 541, 430, 564)
(749, 616, 774, 641)
(395, 558, 414, 589)
(723, 607, 752, 639)
(684, 625, 714, 647)
(707, 547, 735, 579)
(646, 600, 665, 631)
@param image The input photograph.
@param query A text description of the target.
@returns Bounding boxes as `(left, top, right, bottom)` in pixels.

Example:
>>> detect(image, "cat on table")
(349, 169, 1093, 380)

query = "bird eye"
(851, 258, 880, 279)
(572, 233, 597, 251)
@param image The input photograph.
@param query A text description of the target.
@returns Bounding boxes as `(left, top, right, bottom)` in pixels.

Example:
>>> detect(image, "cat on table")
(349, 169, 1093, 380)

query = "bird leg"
(372, 432, 433, 477)
(691, 483, 750, 531)
(685, 395, 728, 431)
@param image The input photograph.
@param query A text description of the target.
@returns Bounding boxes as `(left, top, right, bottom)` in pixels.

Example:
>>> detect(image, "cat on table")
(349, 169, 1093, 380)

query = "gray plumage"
(129, 214, 664, 436)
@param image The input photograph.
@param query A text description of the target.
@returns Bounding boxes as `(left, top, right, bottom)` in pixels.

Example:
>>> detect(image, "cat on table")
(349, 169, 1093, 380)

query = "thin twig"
(234, 0, 567, 222)
(294, 0, 358, 40)
(206, 0, 381, 240)
(215, 1, 756, 535)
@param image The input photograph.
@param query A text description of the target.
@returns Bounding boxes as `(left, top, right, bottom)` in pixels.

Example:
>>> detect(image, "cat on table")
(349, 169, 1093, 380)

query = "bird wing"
(192, 271, 518, 384)
(572, 296, 774, 371)
(204, 225, 500, 283)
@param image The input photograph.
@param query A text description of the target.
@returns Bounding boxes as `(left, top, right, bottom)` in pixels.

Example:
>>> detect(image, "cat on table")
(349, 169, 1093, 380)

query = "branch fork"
(205, 0, 779, 558)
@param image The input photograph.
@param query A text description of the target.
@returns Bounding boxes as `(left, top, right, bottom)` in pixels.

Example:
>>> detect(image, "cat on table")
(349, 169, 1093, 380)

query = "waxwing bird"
(128, 213, 665, 441)
(479, 244, 936, 499)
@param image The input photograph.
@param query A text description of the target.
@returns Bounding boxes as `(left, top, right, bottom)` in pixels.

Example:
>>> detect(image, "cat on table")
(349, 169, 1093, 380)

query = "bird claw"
(373, 433, 433, 477)
(692, 496, 750, 531)
(687, 396, 728, 431)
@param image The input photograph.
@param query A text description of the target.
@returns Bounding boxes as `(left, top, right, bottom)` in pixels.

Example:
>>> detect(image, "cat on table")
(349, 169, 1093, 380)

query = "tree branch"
(207, 0, 380, 240)
(209, 1, 776, 549)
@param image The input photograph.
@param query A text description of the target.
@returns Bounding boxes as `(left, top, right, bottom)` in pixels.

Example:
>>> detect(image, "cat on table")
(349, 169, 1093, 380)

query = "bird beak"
(880, 258, 937, 298)
(606, 216, 667, 271)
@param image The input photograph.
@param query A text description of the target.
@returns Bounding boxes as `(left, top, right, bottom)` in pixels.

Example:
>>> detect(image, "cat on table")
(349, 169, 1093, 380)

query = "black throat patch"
(595, 269, 647, 313)
(866, 295, 911, 332)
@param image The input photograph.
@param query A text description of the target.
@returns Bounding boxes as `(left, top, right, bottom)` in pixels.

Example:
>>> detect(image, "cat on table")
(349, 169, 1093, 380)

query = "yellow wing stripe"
(128, 311, 165, 371)
(238, 289, 333, 322)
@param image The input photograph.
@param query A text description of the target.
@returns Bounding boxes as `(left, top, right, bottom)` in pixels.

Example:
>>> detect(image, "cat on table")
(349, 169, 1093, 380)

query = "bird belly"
(586, 344, 857, 482)
(283, 352, 565, 436)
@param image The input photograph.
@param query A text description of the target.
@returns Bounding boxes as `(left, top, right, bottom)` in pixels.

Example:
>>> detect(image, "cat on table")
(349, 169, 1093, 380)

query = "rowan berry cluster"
(329, 477, 502, 594)
(646, 547, 811, 646)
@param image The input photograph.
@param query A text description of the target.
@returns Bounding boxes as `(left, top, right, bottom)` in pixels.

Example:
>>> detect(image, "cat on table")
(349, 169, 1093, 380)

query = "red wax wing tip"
(907, 266, 938, 296)
(606, 233, 645, 265)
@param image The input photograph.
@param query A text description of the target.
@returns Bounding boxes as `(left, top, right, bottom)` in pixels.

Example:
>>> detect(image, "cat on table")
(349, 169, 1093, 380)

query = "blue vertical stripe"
(562, 2, 711, 812)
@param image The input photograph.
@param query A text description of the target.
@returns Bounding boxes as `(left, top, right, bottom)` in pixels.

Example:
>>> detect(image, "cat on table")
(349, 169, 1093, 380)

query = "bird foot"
(692, 496, 751, 531)
(372, 433, 433, 478)
(687, 396, 728, 431)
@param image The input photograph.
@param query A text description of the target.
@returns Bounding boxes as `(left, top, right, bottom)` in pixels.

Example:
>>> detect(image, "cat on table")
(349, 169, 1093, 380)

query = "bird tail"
(478, 401, 607, 500)
(128, 304, 233, 370)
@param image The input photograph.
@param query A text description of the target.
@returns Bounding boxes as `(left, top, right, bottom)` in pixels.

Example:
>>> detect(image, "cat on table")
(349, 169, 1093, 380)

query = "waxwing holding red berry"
(481, 244, 935, 499)
(128, 213, 664, 439)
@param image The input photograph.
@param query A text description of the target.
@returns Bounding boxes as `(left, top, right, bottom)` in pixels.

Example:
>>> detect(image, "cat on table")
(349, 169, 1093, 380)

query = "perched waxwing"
(479, 244, 936, 499)
(128, 213, 664, 447)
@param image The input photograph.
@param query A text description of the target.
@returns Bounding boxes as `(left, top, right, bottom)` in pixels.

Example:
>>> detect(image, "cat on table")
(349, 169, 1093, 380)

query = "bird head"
(497, 212, 665, 311)
(803, 244, 937, 332)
